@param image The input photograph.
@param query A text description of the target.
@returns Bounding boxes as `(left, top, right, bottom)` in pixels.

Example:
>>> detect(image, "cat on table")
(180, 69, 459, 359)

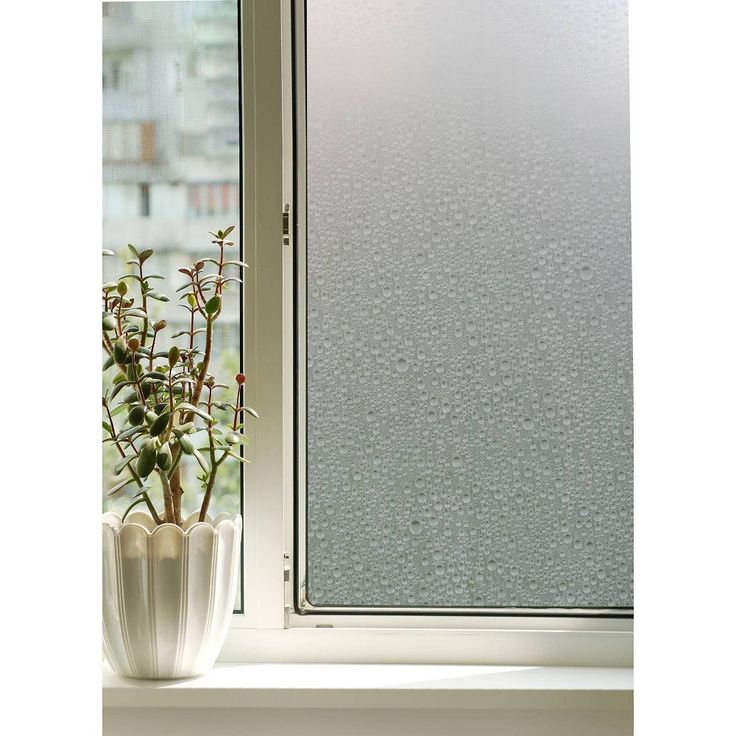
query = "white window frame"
(222, 0, 632, 667)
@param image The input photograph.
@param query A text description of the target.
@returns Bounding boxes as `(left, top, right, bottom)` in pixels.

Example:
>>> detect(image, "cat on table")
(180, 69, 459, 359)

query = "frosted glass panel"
(305, 0, 632, 608)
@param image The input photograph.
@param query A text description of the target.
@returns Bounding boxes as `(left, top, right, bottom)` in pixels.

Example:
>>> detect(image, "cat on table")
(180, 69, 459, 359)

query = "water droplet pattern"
(305, 0, 632, 608)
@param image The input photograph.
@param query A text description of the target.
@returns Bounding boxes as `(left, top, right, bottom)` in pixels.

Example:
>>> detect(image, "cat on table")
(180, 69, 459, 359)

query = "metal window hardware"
(283, 553, 294, 620)
(282, 204, 290, 246)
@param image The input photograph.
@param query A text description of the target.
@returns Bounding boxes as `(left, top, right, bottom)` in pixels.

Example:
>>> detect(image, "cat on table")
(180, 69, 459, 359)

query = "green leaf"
(102, 421, 113, 435)
(147, 293, 169, 302)
(225, 451, 250, 464)
(198, 274, 221, 285)
(113, 454, 137, 476)
(142, 371, 167, 382)
(107, 477, 138, 497)
(223, 260, 249, 269)
(102, 249, 116, 256)
(102, 354, 116, 371)
(168, 345, 180, 367)
(113, 337, 127, 365)
(139, 249, 153, 263)
(117, 425, 144, 441)
(192, 449, 210, 473)
(122, 308, 148, 318)
(173, 422, 195, 435)
(136, 442, 157, 478)
(243, 406, 260, 419)
(204, 296, 221, 315)
(127, 244, 140, 258)
(121, 389, 140, 404)
(127, 405, 146, 426)
(102, 313, 117, 331)
(110, 380, 134, 400)
(149, 412, 171, 437)
(176, 402, 214, 423)
(177, 434, 195, 454)
(109, 403, 129, 418)
(156, 443, 173, 470)
(223, 225, 235, 237)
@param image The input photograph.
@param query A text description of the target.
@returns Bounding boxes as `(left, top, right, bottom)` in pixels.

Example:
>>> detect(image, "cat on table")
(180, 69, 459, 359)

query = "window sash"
(287, 0, 633, 620)
(232, 1, 632, 665)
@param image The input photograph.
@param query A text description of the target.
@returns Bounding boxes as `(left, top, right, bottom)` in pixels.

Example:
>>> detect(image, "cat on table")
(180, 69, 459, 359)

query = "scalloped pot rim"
(102, 510, 242, 537)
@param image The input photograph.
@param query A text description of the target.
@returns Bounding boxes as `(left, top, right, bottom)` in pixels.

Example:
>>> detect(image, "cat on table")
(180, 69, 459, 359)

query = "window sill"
(103, 662, 633, 711)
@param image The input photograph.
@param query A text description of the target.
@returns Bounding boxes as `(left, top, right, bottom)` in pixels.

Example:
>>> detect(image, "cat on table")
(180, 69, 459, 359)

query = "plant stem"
(190, 317, 216, 522)
(167, 446, 183, 479)
(139, 262, 149, 347)
(189, 306, 195, 352)
(158, 469, 176, 524)
(190, 316, 214, 414)
(198, 455, 225, 522)
(148, 331, 157, 372)
(170, 464, 183, 526)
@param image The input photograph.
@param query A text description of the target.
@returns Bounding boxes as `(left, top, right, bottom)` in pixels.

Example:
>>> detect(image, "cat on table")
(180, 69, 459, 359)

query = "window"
(98, 0, 633, 665)
(288, 0, 632, 619)
(102, 0, 243, 608)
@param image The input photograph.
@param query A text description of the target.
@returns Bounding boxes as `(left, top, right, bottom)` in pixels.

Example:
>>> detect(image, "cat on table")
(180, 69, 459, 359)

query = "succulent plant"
(102, 227, 256, 526)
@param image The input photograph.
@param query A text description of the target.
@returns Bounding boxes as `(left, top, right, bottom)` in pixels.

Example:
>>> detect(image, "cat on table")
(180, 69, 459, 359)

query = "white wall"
(104, 705, 633, 736)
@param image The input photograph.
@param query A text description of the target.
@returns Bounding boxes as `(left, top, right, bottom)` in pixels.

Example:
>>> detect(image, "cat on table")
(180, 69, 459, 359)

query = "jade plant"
(102, 226, 256, 526)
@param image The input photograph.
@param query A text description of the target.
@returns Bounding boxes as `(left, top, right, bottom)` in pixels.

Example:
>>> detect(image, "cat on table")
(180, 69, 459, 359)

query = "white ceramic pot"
(102, 510, 241, 679)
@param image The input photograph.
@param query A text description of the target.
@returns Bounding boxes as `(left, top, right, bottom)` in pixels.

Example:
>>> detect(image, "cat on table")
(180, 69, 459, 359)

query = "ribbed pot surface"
(102, 510, 241, 679)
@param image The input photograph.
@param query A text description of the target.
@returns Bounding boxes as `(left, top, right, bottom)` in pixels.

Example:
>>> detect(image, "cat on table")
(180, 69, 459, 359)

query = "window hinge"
(282, 204, 290, 246)
(283, 552, 293, 620)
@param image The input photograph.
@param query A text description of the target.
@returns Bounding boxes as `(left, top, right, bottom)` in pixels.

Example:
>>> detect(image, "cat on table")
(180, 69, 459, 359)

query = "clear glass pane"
(305, 0, 632, 608)
(102, 3, 242, 530)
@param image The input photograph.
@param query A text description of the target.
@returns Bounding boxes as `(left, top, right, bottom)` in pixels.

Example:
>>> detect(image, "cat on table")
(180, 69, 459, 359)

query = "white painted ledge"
(103, 663, 633, 711)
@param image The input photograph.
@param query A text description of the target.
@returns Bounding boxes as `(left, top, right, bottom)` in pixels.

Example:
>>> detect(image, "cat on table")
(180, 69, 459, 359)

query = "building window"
(139, 183, 150, 217)
(187, 182, 238, 219)
(110, 60, 120, 89)
(102, 122, 155, 163)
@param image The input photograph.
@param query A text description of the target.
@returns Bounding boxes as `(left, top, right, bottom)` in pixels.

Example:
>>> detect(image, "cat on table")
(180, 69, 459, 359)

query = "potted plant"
(101, 227, 255, 679)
